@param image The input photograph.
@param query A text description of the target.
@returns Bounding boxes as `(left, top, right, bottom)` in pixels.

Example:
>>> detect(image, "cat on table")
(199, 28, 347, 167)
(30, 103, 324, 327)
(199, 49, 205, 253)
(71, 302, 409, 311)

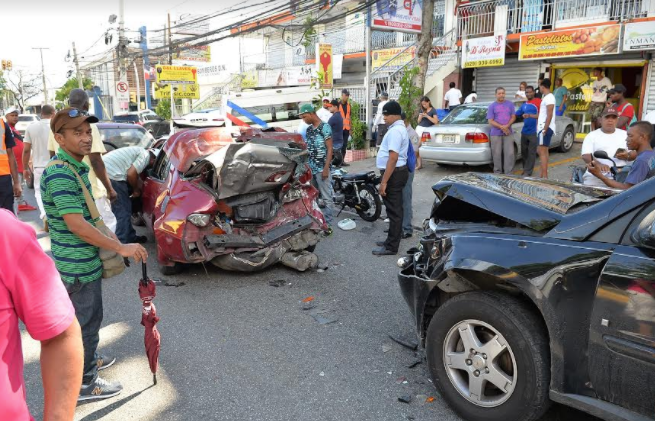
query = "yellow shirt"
(48, 124, 108, 199)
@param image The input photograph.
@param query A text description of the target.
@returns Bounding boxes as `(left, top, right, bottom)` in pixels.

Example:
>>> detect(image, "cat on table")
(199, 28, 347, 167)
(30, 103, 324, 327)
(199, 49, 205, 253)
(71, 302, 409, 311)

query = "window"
(231, 103, 301, 124)
(152, 152, 171, 181)
(98, 127, 154, 149)
(18, 116, 38, 122)
(441, 106, 488, 125)
(112, 115, 139, 123)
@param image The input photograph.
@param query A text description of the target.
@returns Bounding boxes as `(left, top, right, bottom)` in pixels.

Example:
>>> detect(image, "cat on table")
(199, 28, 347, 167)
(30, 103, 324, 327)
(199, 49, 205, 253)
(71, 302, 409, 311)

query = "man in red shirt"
(0, 209, 83, 420)
(609, 84, 635, 131)
(4, 108, 37, 211)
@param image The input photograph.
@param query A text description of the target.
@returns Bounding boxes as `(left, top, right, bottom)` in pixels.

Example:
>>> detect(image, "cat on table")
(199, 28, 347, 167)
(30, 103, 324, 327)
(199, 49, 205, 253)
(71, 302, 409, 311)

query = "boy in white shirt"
(537, 79, 556, 178)
(444, 82, 462, 110)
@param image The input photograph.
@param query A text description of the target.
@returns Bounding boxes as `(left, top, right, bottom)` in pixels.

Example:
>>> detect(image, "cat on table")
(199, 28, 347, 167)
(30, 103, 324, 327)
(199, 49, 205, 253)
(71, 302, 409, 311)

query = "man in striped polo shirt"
(42, 108, 148, 402)
(102, 146, 157, 244)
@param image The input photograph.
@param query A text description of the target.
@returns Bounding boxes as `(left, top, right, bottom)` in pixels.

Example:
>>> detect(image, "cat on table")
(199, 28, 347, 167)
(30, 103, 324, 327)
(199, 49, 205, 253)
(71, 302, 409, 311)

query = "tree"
(55, 77, 94, 104)
(411, 0, 435, 121)
(4, 71, 41, 111)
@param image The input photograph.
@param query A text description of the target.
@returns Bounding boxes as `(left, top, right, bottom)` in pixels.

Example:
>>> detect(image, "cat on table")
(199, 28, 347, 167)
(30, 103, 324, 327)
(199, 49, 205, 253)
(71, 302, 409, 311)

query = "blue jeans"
(312, 173, 334, 226)
(402, 170, 414, 234)
(110, 179, 137, 243)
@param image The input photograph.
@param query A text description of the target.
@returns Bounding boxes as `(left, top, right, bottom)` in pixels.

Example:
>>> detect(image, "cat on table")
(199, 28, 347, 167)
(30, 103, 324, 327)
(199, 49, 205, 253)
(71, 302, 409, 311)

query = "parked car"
(141, 126, 326, 275)
(97, 122, 156, 151)
(173, 108, 225, 128)
(415, 103, 576, 166)
(15, 114, 39, 135)
(112, 110, 162, 125)
(397, 172, 655, 421)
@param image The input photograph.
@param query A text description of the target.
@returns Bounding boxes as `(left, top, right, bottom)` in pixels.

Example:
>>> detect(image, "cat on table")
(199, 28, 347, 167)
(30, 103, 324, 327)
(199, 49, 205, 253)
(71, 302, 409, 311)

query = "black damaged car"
(397, 173, 655, 421)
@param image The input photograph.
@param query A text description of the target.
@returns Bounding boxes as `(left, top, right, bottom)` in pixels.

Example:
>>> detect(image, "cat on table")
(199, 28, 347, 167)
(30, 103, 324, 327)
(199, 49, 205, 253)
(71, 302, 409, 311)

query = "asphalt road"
(20, 142, 600, 421)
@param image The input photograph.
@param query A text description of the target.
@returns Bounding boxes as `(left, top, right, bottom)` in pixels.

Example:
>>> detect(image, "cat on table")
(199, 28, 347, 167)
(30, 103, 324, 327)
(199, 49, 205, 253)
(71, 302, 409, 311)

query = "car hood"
(433, 173, 618, 231)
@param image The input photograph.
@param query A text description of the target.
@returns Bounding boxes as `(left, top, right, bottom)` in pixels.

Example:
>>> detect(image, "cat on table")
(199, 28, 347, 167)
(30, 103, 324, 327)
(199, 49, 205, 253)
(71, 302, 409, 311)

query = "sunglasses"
(67, 108, 88, 118)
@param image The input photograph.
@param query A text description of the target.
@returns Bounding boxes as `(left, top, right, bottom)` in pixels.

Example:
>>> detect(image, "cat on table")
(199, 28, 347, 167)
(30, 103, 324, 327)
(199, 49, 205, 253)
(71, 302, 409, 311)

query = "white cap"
(5, 106, 19, 115)
(322, 96, 331, 102)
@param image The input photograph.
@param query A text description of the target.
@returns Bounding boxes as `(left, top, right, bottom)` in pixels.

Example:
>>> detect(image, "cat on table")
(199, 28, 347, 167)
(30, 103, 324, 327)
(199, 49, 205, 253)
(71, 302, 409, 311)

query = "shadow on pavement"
(77, 385, 155, 421)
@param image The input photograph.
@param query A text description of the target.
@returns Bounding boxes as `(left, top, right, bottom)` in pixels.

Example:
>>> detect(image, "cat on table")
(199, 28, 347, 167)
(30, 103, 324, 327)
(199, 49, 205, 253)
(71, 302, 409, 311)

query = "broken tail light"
(465, 133, 489, 143)
(266, 171, 289, 183)
(187, 213, 211, 227)
(421, 132, 431, 143)
(298, 164, 312, 185)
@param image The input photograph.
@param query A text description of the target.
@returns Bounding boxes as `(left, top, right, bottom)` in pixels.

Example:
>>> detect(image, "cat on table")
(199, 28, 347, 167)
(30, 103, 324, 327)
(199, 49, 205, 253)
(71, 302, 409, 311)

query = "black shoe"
(372, 247, 397, 256)
(341, 162, 350, 167)
(376, 241, 386, 247)
(96, 353, 116, 371)
(134, 235, 147, 244)
(402, 232, 413, 239)
(78, 376, 123, 402)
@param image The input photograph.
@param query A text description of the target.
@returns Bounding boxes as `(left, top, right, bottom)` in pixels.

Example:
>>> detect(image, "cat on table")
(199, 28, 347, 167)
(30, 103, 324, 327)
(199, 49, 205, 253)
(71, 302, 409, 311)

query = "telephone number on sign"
(464, 58, 504, 68)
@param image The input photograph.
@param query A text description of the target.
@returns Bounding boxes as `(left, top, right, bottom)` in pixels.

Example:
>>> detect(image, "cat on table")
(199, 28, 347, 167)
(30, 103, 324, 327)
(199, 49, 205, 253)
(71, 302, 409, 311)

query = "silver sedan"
(415, 102, 576, 166)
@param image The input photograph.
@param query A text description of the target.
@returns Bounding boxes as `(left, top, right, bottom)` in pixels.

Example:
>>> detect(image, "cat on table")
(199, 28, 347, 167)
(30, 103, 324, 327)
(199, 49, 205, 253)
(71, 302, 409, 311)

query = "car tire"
(425, 291, 551, 421)
(160, 262, 183, 276)
(558, 127, 575, 153)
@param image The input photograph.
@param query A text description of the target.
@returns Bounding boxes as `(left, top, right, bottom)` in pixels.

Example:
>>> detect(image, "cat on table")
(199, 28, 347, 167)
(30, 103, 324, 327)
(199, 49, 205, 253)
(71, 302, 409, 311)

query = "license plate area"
(439, 134, 459, 144)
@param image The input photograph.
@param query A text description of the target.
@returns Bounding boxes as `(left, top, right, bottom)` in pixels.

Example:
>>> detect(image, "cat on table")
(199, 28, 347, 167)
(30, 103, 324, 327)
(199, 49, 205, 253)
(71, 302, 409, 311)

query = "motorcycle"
(330, 168, 382, 222)
(571, 150, 630, 183)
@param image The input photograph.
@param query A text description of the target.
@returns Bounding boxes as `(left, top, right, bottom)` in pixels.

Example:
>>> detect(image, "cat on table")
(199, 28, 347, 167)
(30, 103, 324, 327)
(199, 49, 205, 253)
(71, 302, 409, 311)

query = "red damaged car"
(141, 126, 327, 274)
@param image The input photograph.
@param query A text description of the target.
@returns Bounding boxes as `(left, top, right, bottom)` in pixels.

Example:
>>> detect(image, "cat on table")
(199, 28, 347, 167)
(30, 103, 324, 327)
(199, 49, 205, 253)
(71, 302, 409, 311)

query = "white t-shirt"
(515, 90, 527, 100)
(316, 107, 332, 124)
(374, 100, 388, 126)
(538, 93, 557, 134)
(464, 93, 477, 104)
(592, 77, 612, 103)
(581, 128, 628, 187)
(23, 119, 52, 168)
(444, 88, 462, 106)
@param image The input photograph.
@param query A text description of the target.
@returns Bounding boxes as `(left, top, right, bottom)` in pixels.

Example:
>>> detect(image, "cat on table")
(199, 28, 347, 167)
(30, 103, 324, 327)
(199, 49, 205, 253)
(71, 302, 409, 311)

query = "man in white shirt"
(537, 78, 556, 178)
(373, 92, 389, 146)
(316, 97, 332, 124)
(22, 105, 55, 219)
(444, 82, 462, 110)
(464, 91, 477, 104)
(590, 67, 612, 131)
(581, 107, 628, 187)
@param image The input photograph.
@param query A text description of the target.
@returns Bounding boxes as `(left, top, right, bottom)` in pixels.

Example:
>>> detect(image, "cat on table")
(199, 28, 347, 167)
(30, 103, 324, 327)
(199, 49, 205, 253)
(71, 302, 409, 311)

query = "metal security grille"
(474, 57, 540, 102)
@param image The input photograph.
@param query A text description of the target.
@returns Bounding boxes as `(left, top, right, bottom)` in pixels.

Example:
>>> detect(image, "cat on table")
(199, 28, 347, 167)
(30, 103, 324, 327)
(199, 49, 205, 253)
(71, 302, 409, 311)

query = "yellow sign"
(316, 43, 333, 89)
(240, 70, 258, 89)
(519, 25, 621, 60)
(155, 65, 198, 85)
(153, 83, 200, 99)
(372, 46, 416, 71)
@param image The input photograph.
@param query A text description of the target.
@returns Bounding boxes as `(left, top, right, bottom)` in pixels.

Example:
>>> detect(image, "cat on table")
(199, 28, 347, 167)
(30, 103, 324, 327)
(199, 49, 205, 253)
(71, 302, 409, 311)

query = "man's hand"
(108, 187, 118, 203)
(591, 160, 611, 173)
(587, 161, 610, 178)
(379, 182, 387, 197)
(13, 183, 22, 197)
(130, 189, 142, 199)
(23, 169, 32, 185)
(321, 167, 329, 180)
(615, 150, 631, 161)
(118, 243, 148, 263)
(502, 127, 511, 136)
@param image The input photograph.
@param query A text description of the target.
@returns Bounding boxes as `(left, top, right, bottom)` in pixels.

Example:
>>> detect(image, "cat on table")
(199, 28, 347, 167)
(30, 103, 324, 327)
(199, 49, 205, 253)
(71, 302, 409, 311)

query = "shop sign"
(153, 83, 200, 99)
(155, 65, 198, 85)
(519, 24, 621, 60)
(372, 46, 416, 71)
(462, 34, 506, 68)
(173, 44, 211, 63)
(623, 22, 655, 51)
(316, 43, 333, 90)
(371, 0, 422, 34)
(241, 70, 258, 89)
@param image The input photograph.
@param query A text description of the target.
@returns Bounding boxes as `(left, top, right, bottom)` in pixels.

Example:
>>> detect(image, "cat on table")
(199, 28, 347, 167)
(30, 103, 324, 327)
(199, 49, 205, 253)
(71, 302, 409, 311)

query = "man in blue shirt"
(374, 101, 409, 256)
(515, 85, 540, 176)
(587, 121, 654, 190)
(327, 99, 344, 167)
(299, 103, 334, 233)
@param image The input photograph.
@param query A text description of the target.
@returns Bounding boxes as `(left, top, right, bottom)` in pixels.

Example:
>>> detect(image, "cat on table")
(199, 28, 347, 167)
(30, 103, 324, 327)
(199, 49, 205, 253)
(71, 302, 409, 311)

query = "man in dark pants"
(42, 108, 148, 401)
(373, 101, 409, 256)
(0, 117, 21, 212)
(328, 99, 344, 167)
(339, 89, 351, 167)
(516, 85, 541, 176)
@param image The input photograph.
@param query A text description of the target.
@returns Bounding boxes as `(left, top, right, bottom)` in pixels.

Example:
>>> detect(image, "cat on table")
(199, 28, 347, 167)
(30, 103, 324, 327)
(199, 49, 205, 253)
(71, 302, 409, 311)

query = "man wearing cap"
(327, 99, 344, 166)
(102, 146, 157, 244)
(299, 103, 334, 232)
(317, 97, 333, 123)
(5, 108, 37, 212)
(0, 108, 21, 213)
(609, 84, 635, 131)
(588, 121, 654, 190)
(581, 106, 628, 187)
(23, 105, 56, 220)
(373, 92, 389, 146)
(338, 89, 352, 166)
(42, 108, 148, 402)
(374, 101, 409, 256)
(48, 89, 117, 232)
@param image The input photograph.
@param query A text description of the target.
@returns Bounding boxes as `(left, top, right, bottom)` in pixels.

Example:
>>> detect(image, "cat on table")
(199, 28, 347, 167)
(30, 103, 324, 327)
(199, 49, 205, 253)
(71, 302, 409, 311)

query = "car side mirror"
(632, 209, 655, 249)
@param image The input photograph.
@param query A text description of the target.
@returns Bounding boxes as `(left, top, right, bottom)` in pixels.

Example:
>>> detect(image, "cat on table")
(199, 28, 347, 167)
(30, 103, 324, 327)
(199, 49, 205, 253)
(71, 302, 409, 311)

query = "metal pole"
(32, 47, 49, 104)
(133, 60, 141, 111)
(169, 83, 175, 134)
(365, 6, 372, 142)
(73, 42, 83, 89)
(168, 13, 173, 64)
(139, 26, 152, 109)
(118, 0, 126, 76)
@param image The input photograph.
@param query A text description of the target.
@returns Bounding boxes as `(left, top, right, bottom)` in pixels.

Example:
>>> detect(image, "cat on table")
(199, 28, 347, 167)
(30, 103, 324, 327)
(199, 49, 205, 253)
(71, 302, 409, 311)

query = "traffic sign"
(116, 80, 130, 102)
(155, 65, 197, 85)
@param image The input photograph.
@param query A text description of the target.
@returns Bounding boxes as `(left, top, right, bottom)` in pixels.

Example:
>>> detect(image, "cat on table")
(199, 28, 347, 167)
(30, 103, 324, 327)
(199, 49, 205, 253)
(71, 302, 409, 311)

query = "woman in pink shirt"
(0, 209, 83, 421)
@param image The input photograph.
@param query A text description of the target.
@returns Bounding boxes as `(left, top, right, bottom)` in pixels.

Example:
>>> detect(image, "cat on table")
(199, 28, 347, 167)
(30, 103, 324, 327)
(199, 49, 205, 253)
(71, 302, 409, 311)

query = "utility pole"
(32, 47, 49, 104)
(72, 42, 83, 88)
(139, 26, 152, 109)
(167, 13, 173, 64)
(365, 6, 372, 142)
(118, 0, 126, 77)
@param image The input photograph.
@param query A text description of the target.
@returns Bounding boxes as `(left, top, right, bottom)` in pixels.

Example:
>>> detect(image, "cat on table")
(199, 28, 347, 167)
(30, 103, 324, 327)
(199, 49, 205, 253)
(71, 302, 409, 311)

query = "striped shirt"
(103, 146, 150, 181)
(305, 122, 332, 175)
(41, 150, 102, 283)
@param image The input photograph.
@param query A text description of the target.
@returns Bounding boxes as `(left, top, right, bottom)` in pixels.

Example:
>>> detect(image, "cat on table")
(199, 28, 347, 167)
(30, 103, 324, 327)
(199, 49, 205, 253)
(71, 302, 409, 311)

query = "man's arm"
(587, 161, 632, 189)
(89, 153, 117, 201)
(444, 99, 450, 108)
(322, 138, 333, 179)
(7, 148, 21, 197)
(488, 118, 505, 130)
(41, 319, 83, 421)
(22, 143, 32, 181)
(543, 104, 554, 131)
(126, 165, 142, 197)
(617, 104, 634, 129)
(380, 151, 399, 197)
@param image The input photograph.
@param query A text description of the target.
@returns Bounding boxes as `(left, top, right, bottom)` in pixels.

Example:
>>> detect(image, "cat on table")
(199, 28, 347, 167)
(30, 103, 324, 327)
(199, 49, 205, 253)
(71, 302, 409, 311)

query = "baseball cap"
(330, 99, 340, 107)
(298, 103, 315, 115)
(602, 107, 619, 117)
(609, 84, 627, 94)
(382, 101, 402, 116)
(341, 89, 350, 96)
(5, 106, 19, 115)
(50, 107, 99, 133)
(322, 96, 331, 102)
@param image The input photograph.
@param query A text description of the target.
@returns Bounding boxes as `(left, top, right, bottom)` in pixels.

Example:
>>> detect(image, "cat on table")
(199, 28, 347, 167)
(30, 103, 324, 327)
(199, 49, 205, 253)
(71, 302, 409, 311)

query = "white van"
(222, 87, 319, 132)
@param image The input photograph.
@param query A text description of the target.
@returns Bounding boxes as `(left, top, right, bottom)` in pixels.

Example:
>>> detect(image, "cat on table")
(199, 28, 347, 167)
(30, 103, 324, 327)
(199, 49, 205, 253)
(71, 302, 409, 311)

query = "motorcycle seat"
(341, 172, 373, 181)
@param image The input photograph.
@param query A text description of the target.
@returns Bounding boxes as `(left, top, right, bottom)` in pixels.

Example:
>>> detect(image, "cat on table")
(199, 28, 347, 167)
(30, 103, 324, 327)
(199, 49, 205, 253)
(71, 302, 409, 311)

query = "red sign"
(116, 82, 128, 93)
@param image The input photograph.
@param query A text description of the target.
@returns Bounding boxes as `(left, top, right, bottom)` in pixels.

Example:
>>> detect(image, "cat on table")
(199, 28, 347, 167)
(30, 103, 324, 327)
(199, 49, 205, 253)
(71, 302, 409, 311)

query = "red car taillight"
(465, 133, 489, 143)
(421, 132, 431, 143)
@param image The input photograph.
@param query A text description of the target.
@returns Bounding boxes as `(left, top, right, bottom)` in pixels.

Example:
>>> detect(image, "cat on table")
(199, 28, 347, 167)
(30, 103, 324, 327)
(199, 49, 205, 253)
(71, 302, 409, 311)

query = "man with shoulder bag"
(41, 108, 148, 402)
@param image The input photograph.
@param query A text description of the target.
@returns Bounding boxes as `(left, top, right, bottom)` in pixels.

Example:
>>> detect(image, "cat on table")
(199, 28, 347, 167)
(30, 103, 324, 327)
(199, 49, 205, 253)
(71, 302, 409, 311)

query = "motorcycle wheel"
(356, 184, 382, 222)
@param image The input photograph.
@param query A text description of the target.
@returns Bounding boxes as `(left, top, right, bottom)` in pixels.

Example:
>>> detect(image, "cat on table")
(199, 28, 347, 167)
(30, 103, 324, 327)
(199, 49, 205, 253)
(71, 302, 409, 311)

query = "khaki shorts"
(589, 101, 606, 121)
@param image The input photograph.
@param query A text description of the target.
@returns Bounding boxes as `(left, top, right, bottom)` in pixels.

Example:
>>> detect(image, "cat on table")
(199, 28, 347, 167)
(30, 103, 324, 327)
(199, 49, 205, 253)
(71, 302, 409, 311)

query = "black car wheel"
(160, 262, 183, 276)
(558, 127, 575, 153)
(356, 184, 382, 222)
(425, 291, 550, 421)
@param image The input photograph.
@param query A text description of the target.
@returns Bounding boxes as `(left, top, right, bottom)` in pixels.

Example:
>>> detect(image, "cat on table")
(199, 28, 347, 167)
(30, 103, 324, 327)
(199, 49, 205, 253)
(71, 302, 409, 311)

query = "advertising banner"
(623, 22, 655, 51)
(173, 44, 211, 62)
(462, 34, 506, 68)
(241, 70, 259, 89)
(155, 65, 198, 85)
(519, 24, 621, 60)
(371, 46, 416, 71)
(256, 66, 313, 88)
(372, 0, 422, 34)
(153, 83, 200, 99)
(316, 43, 333, 89)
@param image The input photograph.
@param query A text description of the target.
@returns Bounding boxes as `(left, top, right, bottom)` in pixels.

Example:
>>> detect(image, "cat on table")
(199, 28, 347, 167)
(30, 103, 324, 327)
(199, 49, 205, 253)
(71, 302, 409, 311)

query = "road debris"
(163, 281, 185, 287)
(416, 394, 428, 405)
(388, 333, 418, 351)
(395, 376, 407, 384)
(268, 279, 286, 287)
(398, 395, 412, 404)
(426, 396, 436, 403)
(302, 296, 315, 303)
(311, 313, 338, 325)
(319, 371, 325, 377)
(382, 344, 392, 353)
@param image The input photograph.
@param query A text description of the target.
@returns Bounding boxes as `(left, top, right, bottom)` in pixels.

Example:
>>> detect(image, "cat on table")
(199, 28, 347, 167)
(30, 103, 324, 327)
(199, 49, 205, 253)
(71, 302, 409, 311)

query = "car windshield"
(98, 127, 154, 149)
(441, 106, 489, 125)
(113, 115, 139, 123)
(18, 116, 36, 122)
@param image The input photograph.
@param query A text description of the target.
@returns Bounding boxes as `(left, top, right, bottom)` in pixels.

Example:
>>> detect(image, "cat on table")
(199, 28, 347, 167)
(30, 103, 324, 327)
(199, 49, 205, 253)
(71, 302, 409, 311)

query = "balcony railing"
(457, 0, 649, 39)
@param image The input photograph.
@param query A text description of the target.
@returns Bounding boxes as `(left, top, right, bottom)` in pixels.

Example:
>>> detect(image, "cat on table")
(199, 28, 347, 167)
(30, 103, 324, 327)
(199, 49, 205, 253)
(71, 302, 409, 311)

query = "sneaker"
(402, 232, 413, 239)
(96, 353, 116, 371)
(78, 376, 123, 402)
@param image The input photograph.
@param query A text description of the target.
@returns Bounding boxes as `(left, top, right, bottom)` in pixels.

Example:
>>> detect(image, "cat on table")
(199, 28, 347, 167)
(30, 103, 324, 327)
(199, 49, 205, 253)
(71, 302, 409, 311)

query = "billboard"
(173, 44, 211, 62)
(372, 0, 422, 34)
(519, 24, 621, 60)
(462, 34, 506, 68)
(623, 22, 655, 52)
(372, 46, 416, 71)
(154, 83, 200, 99)
(316, 43, 333, 89)
(155, 65, 198, 85)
